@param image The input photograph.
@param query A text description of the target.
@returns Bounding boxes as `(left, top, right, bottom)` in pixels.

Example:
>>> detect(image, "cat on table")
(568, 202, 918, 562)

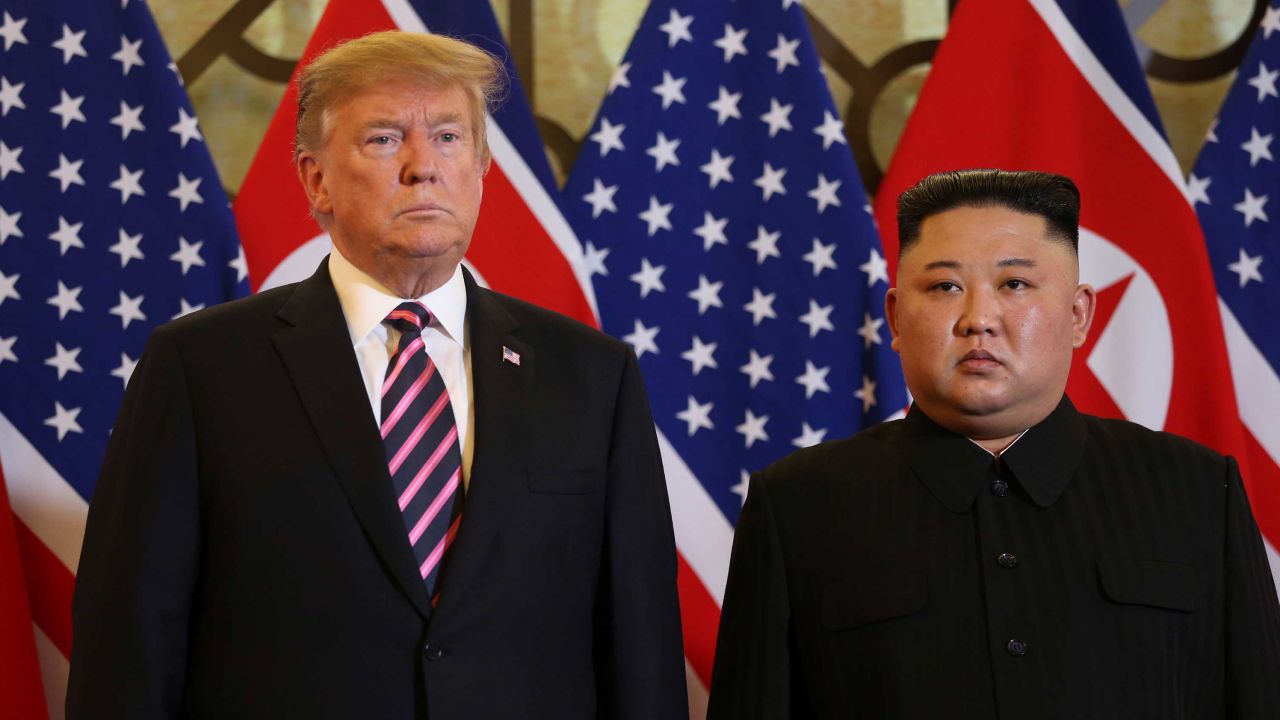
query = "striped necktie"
(380, 301, 463, 600)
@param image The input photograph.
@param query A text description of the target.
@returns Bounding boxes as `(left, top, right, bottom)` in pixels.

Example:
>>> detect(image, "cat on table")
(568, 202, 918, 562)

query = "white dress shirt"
(328, 248, 474, 488)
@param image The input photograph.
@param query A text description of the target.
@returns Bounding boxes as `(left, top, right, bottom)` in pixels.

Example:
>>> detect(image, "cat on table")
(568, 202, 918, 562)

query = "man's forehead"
(903, 240, 1077, 283)
(910, 206, 1070, 253)
(336, 80, 472, 118)
(905, 243, 1075, 270)
(918, 203, 1050, 234)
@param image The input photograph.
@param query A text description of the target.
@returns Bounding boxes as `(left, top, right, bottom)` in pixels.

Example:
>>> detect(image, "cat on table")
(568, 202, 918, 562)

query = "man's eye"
(933, 281, 960, 292)
(1005, 279, 1028, 290)
(440, 132, 458, 143)
(370, 135, 394, 145)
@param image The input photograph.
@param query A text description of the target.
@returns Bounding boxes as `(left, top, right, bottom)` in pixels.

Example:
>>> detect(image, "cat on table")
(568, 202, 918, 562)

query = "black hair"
(896, 169, 1080, 256)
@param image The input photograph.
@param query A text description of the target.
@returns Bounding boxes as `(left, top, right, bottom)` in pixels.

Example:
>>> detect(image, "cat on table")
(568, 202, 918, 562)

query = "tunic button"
(424, 644, 445, 661)
(991, 479, 1009, 497)
(997, 553, 1018, 569)
(1007, 638, 1028, 657)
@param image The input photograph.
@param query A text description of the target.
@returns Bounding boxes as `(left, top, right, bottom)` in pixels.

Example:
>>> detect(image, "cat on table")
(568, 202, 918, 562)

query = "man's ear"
(885, 287, 901, 352)
(1071, 283, 1096, 349)
(297, 153, 332, 216)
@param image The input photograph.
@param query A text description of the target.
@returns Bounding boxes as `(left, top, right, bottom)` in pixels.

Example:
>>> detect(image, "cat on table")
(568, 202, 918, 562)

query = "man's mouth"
(401, 202, 446, 215)
(959, 349, 1000, 368)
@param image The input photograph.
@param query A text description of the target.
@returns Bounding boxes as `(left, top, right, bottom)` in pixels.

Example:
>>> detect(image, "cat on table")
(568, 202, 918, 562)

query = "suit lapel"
(434, 269, 533, 616)
(271, 259, 434, 620)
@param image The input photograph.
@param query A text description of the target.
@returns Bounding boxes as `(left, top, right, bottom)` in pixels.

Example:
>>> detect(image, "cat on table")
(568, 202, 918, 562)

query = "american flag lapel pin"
(502, 346, 521, 366)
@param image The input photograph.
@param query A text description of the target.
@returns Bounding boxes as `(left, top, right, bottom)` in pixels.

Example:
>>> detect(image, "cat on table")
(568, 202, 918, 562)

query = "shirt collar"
(328, 246, 467, 346)
(900, 395, 1087, 513)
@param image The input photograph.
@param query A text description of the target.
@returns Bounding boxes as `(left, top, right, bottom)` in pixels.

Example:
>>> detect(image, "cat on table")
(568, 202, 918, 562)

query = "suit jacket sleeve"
(1224, 456, 1280, 717)
(595, 349, 688, 719)
(66, 326, 199, 719)
(707, 471, 812, 720)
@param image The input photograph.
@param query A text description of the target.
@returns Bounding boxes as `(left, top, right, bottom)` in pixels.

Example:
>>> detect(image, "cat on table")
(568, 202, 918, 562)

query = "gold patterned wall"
(147, 0, 1264, 201)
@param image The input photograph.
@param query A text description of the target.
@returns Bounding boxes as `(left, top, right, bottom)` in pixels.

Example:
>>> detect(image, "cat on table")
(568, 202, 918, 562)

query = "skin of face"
(296, 79, 486, 298)
(885, 204, 1096, 452)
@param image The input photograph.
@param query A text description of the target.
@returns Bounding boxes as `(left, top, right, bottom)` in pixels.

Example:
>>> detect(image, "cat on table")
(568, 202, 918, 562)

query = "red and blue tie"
(380, 302, 463, 600)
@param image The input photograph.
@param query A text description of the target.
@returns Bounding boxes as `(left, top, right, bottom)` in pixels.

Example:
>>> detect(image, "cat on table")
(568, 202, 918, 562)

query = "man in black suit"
(67, 31, 686, 719)
(708, 169, 1280, 719)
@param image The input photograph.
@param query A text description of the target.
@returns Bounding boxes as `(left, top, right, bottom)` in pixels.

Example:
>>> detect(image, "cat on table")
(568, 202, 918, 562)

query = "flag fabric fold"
(563, 0, 906, 702)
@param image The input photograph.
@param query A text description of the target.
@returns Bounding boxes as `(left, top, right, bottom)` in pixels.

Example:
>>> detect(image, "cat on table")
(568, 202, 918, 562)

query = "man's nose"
(956, 288, 998, 336)
(402, 136, 439, 185)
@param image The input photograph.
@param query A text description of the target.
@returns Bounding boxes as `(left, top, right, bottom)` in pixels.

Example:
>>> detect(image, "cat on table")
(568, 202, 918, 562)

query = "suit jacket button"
(424, 644, 445, 661)
(991, 479, 1009, 497)
(1007, 638, 1028, 657)
(997, 552, 1018, 569)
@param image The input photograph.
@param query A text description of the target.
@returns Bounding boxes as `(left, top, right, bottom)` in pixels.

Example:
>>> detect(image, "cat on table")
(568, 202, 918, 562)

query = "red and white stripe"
(1, 411, 84, 720)
(1220, 300, 1280, 579)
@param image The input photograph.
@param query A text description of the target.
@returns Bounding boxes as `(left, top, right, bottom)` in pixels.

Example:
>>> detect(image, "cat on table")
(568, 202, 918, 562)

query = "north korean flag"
(874, 0, 1279, 571)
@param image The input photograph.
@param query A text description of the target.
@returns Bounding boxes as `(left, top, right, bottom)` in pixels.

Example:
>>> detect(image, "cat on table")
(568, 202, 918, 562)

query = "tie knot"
(385, 301, 431, 336)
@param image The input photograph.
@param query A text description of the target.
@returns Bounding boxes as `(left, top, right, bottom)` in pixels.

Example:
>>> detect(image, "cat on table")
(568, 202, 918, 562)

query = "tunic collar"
(900, 396, 1087, 513)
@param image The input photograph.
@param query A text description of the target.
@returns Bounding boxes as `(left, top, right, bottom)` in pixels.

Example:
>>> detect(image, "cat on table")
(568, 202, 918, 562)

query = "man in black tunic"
(707, 169, 1280, 719)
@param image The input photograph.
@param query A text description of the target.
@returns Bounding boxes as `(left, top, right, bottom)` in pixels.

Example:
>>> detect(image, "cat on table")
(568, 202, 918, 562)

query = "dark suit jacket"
(67, 260, 686, 719)
(708, 397, 1280, 719)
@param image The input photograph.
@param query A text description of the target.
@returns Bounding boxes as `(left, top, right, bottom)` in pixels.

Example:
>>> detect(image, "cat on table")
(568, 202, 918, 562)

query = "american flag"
(0, 0, 247, 709)
(562, 0, 907, 705)
(1191, 3, 1280, 580)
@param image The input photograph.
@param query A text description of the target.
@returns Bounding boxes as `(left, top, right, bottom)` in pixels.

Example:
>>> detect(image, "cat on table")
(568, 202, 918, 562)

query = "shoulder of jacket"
(482, 287, 631, 358)
(158, 283, 297, 339)
(756, 418, 907, 496)
(1082, 412, 1226, 465)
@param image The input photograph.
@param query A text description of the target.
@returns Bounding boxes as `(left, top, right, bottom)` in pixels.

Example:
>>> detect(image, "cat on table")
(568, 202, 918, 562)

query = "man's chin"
(386, 235, 470, 262)
(920, 392, 1022, 436)
(936, 382, 1016, 417)
(912, 390, 1007, 421)
(954, 397, 1014, 418)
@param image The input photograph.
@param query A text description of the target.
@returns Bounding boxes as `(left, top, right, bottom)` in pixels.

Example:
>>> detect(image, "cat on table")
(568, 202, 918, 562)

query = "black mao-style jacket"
(710, 397, 1280, 719)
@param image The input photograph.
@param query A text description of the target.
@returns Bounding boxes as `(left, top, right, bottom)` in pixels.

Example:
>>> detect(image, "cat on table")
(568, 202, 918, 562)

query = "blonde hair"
(294, 31, 505, 166)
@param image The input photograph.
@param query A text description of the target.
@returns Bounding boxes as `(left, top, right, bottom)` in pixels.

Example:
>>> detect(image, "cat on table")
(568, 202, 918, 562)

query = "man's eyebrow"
(427, 111, 466, 126)
(997, 257, 1036, 268)
(921, 257, 1037, 271)
(355, 113, 466, 132)
(923, 260, 961, 270)
(357, 117, 403, 132)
